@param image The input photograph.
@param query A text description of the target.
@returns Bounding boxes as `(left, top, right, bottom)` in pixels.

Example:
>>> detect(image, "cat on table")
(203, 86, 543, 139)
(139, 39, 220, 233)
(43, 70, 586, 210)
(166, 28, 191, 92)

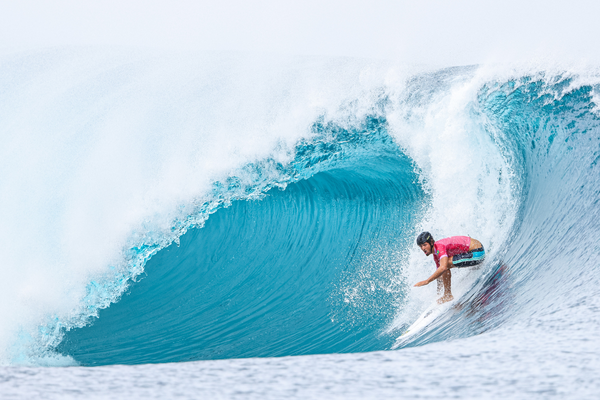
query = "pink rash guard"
(433, 236, 471, 268)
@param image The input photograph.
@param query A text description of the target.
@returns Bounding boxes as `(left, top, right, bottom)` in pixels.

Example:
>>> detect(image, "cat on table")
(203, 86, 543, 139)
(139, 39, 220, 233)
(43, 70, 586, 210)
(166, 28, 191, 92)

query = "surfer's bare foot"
(437, 294, 454, 304)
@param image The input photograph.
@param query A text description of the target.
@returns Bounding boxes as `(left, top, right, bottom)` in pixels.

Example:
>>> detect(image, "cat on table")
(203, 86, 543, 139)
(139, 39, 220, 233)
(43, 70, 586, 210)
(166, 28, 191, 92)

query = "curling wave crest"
(1, 50, 599, 368)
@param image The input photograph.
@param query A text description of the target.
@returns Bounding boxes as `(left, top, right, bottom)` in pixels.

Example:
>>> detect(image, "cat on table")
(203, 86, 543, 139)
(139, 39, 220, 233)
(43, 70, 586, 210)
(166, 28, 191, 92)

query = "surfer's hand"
(414, 280, 429, 287)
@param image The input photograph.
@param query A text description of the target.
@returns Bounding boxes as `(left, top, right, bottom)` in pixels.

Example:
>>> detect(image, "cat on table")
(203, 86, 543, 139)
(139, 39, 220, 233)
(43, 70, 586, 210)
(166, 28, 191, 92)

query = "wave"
(1, 49, 598, 366)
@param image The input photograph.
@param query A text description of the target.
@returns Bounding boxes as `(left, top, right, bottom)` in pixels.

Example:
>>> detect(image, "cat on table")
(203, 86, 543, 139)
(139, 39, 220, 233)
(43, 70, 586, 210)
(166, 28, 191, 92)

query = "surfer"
(413, 232, 485, 304)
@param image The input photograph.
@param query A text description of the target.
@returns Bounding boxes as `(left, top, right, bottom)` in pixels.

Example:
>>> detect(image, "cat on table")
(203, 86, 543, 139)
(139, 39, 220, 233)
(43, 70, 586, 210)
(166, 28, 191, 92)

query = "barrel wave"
(1, 50, 599, 374)
(57, 124, 425, 365)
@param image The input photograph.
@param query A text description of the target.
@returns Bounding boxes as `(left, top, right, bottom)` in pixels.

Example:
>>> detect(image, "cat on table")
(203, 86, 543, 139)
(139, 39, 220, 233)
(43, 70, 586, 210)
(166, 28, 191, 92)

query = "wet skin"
(415, 238, 483, 304)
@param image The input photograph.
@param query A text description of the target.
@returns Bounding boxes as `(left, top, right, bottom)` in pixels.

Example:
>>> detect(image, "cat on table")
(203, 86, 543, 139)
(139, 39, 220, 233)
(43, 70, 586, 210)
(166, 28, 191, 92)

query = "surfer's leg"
(438, 269, 454, 304)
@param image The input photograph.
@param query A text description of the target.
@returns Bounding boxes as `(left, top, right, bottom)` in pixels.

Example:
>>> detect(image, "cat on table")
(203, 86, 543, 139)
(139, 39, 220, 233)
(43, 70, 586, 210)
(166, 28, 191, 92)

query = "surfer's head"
(416, 231, 434, 256)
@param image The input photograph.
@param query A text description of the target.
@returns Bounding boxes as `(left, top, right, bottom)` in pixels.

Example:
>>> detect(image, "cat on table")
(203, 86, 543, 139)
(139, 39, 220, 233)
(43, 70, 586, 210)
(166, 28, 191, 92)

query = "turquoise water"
(1, 49, 599, 398)
(58, 151, 424, 364)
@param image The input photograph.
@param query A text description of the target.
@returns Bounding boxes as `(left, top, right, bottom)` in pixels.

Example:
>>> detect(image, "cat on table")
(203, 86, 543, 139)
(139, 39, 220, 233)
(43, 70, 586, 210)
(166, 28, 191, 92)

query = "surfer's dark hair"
(416, 231, 434, 246)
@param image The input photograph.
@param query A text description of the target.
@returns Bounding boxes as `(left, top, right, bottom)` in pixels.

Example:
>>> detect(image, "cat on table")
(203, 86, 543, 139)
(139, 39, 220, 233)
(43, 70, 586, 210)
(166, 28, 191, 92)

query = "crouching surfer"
(413, 232, 485, 304)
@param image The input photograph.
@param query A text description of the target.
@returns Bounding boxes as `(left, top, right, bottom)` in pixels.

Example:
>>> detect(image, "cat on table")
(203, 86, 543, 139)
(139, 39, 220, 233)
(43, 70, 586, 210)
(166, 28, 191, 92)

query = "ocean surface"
(0, 48, 599, 398)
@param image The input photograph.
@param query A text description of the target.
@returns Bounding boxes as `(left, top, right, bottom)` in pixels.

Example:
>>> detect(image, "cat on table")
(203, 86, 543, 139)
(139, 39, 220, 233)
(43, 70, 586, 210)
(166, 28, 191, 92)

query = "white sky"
(0, 0, 598, 66)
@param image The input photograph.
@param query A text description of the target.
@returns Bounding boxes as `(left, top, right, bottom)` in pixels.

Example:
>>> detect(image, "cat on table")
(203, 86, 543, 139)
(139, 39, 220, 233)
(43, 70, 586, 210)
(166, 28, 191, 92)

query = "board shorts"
(452, 247, 485, 268)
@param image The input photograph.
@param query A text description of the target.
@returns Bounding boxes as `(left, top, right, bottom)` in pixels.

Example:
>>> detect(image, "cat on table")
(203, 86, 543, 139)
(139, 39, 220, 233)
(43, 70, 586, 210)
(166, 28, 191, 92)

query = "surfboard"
(392, 298, 457, 348)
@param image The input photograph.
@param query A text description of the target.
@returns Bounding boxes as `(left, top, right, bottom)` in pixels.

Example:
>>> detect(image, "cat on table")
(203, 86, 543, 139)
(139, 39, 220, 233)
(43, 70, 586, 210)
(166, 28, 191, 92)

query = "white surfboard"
(392, 298, 457, 348)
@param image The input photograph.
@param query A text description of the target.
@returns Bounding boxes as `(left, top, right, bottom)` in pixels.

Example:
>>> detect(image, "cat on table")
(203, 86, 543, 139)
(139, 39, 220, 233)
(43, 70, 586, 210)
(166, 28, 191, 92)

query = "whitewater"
(0, 48, 599, 398)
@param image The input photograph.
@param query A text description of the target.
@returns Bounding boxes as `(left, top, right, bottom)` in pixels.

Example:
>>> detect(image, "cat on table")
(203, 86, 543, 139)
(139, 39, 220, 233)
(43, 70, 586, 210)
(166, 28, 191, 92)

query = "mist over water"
(1, 46, 599, 397)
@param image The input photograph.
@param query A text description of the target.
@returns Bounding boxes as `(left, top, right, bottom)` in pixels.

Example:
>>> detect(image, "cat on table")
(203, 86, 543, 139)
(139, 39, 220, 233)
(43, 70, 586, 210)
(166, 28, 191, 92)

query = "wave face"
(57, 129, 425, 365)
(1, 49, 599, 367)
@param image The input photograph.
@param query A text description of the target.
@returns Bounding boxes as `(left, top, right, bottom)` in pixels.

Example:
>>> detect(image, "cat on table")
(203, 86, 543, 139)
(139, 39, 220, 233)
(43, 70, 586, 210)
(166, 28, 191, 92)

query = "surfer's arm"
(414, 257, 450, 287)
